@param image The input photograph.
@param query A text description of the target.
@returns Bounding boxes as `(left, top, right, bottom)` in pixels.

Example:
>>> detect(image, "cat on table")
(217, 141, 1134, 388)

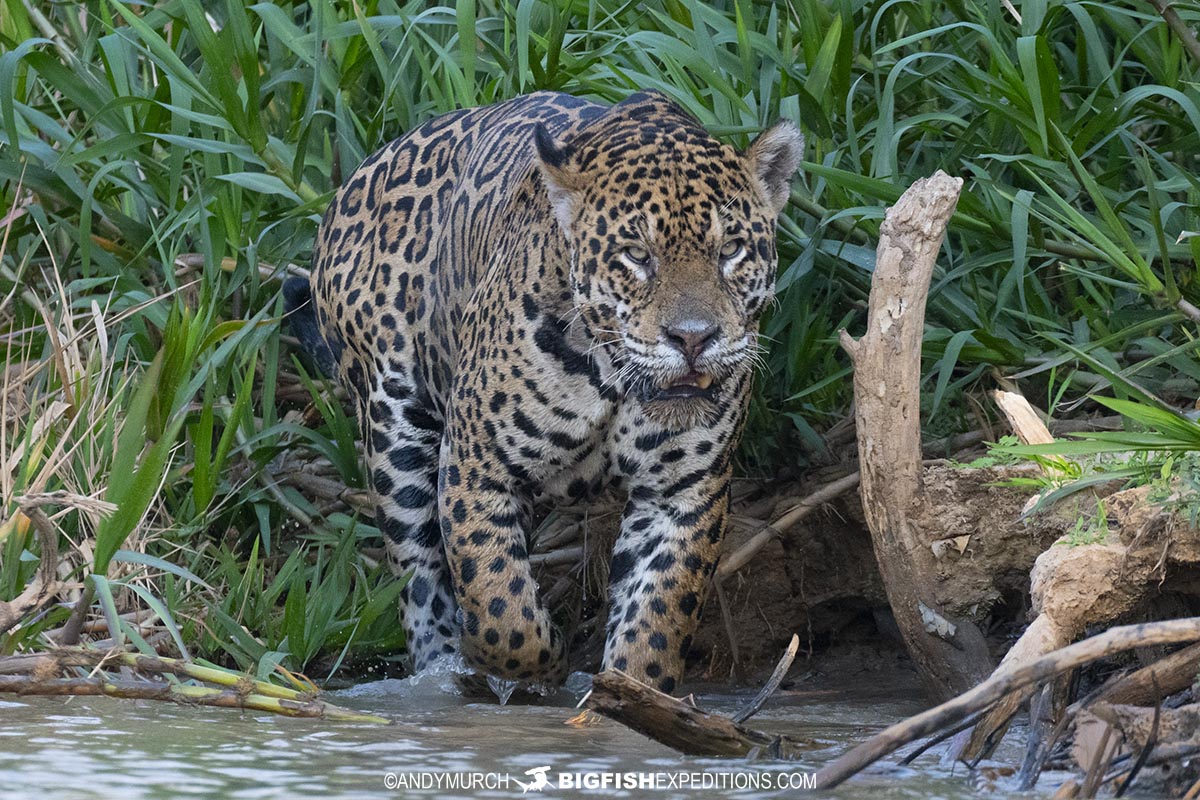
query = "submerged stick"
(0, 650, 303, 699)
(0, 674, 388, 723)
(814, 618, 1200, 789)
(585, 670, 811, 759)
(0, 647, 389, 724)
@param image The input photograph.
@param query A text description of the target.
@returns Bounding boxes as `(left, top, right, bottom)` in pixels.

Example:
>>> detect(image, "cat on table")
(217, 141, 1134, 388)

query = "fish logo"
(514, 766, 551, 793)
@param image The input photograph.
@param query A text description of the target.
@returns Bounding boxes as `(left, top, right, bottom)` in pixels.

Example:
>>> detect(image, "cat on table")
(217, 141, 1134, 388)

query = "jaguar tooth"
(695, 374, 713, 390)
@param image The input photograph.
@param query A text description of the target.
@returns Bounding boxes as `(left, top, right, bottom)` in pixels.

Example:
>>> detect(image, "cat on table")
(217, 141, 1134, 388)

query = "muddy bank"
(692, 487, 886, 679)
(688, 463, 1098, 683)
(525, 459, 1108, 685)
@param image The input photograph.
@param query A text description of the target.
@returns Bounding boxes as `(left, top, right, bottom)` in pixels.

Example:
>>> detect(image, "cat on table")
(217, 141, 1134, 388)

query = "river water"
(0, 665, 1035, 799)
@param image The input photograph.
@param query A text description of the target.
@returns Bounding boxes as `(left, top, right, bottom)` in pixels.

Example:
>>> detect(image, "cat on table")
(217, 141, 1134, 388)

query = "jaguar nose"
(663, 319, 721, 363)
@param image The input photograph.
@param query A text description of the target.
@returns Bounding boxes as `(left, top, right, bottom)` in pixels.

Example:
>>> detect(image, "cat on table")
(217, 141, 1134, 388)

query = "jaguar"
(288, 90, 803, 693)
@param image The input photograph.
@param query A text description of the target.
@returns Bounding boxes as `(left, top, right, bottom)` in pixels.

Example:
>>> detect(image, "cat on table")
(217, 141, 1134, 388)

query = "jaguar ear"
(534, 123, 585, 235)
(745, 120, 805, 215)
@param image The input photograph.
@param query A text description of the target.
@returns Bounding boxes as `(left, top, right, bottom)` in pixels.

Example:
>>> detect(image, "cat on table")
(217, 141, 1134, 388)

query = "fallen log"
(584, 670, 812, 759)
(814, 618, 1200, 789)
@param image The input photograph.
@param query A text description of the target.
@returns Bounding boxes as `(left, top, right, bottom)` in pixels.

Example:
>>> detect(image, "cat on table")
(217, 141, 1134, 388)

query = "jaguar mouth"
(650, 370, 717, 401)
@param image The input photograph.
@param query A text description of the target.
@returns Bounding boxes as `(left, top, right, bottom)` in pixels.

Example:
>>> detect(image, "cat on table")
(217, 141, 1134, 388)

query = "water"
(0, 667, 1031, 799)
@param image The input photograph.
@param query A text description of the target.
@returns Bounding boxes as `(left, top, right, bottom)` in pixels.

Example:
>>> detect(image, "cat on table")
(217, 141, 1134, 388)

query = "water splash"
(333, 653, 471, 706)
(564, 671, 594, 697)
(486, 674, 520, 705)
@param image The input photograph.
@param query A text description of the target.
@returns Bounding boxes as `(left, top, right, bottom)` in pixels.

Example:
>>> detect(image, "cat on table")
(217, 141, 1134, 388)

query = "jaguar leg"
(438, 440, 567, 684)
(603, 469, 730, 694)
(367, 379, 459, 673)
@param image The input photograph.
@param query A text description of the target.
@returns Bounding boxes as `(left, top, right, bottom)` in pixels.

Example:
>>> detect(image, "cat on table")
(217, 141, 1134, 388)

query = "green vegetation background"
(1, 0, 1198, 679)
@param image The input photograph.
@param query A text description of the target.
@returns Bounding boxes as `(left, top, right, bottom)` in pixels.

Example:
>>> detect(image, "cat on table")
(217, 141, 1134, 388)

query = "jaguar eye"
(719, 238, 745, 260)
(623, 245, 651, 265)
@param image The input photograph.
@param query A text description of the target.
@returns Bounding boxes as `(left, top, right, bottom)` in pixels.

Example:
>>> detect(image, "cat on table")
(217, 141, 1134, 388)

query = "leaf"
(1016, 35, 1060, 156)
(930, 329, 976, 416)
(282, 569, 308, 665)
(95, 353, 165, 574)
(0, 38, 51, 151)
(1044, 337, 1176, 414)
(118, 580, 193, 660)
(90, 574, 126, 649)
(215, 172, 302, 202)
(804, 14, 841, 112)
(1093, 397, 1200, 447)
(112, 549, 213, 590)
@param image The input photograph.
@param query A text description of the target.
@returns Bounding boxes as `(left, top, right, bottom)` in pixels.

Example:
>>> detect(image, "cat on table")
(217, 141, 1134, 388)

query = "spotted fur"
(306, 91, 803, 692)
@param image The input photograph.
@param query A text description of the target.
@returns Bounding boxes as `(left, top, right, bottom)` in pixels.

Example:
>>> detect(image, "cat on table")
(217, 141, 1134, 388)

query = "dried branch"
(0, 503, 63, 636)
(1147, 0, 1200, 71)
(732, 634, 799, 724)
(0, 675, 385, 721)
(814, 618, 1200, 789)
(718, 472, 860, 579)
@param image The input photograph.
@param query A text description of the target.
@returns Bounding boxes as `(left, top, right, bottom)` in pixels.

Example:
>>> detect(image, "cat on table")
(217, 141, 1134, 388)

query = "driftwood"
(1073, 701, 1200, 795)
(1007, 640, 1200, 791)
(1095, 641, 1200, 708)
(1014, 685, 1060, 789)
(584, 670, 812, 759)
(813, 618, 1200, 789)
(838, 170, 995, 701)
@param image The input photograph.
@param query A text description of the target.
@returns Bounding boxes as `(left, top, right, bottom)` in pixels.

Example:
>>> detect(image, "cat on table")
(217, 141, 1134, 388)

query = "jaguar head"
(535, 92, 803, 428)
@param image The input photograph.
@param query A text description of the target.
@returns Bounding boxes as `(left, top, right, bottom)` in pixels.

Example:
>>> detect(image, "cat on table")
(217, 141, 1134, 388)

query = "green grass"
(1059, 498, 1111, 546)
(1, 0, 1198, 679)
